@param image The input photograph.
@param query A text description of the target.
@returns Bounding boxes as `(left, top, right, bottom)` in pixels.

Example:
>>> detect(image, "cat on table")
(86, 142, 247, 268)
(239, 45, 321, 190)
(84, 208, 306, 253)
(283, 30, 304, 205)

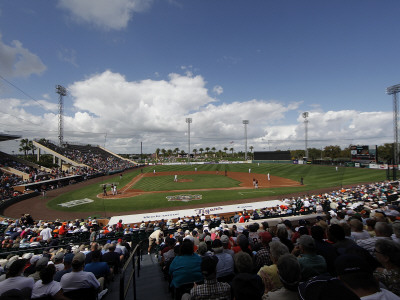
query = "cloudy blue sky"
(0, 0, 399, 154)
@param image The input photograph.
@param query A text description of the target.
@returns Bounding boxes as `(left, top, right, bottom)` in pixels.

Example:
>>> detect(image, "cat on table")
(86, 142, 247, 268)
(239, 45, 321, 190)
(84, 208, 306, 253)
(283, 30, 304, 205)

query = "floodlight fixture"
(186, 118, 192, 163)
(56, 85, 67, 147)
(387, 84, 400, 169)
(303, 112, 309, 160)
(243, 120, 249, 161)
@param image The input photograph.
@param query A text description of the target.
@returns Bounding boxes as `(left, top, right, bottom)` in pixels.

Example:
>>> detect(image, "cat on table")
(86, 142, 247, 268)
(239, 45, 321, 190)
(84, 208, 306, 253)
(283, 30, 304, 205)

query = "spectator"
(311, 225, 338, 275)
(328, 224, 356, 253)
(168, 239, 202, 289)
(263, 254, 300, 300)
(220, 235, 234, 258)
(84, 242, 101, 264)
(60, 252, 100, 293)
(31, 264, 69, 299)
(298, 274, 360, 300)
(29, 257, 49, 282)
(0, 259, 34, 297)
(232, 273, 264, 300)
(357, 222, 393, 256)
(102, 244, 121, 274)
(84, 250, 111, 290)
(40, 224, 53, 241)
(349, 219, 371, 241)
(258, 241, 289, 295)
(274, 224, 294, 252)
(54, 253, 74, 282)
(234, 251, 254, 274)
(148, 229, 164, 255)
(185, 255, 231, 300)
(52, 252, 65, 272)
(392, 221, 400, 244)
(211, 239, 234, 281)
(293, 235, 327, 280)
(373, 239, 400, 296)
(254, 231, 273, 270)
(336, 254, 400, 299)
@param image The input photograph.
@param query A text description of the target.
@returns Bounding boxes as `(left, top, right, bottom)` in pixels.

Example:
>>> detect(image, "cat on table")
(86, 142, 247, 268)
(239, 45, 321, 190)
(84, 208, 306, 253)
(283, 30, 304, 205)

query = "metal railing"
(120, 242, 142, 300)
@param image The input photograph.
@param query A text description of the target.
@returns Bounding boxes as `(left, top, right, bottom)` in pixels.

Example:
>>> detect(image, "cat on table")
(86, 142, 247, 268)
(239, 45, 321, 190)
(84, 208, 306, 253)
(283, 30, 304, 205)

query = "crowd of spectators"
(0, 170, 24, 201)
(0, 215, 134, 299)
(145, 180, 400, 300)
(0, 140, 136, 202)
(0, 180, 399, 299)
(39, 140, 135, 173)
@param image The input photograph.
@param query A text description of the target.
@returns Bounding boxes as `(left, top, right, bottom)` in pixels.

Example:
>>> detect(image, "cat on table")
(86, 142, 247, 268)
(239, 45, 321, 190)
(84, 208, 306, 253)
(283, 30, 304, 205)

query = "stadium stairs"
(104, 252, 170, 300)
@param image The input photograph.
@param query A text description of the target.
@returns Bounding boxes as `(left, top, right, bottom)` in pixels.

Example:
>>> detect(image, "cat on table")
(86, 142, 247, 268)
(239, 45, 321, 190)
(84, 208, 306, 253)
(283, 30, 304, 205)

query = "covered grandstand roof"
(0, 133, 21, 142)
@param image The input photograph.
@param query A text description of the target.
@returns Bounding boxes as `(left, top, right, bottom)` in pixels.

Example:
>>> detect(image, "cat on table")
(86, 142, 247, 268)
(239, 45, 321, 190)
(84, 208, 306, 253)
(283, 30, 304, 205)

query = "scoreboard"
(350, 145, 377, 162)
(254, 151, 291, 161)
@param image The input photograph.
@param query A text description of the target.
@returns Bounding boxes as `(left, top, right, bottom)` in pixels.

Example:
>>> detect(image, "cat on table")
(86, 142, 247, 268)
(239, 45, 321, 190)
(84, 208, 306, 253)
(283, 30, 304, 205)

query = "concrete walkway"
(104, 252, 170, 300)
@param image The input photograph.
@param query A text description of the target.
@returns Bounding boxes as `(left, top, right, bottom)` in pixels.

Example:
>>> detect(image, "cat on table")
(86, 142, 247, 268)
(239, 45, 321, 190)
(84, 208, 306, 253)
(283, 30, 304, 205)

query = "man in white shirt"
(40, 224, 53, 241)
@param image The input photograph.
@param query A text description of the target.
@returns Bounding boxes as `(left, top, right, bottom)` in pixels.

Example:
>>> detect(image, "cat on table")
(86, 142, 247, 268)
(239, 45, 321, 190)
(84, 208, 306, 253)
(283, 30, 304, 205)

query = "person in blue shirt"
(169, 239, 202, 288)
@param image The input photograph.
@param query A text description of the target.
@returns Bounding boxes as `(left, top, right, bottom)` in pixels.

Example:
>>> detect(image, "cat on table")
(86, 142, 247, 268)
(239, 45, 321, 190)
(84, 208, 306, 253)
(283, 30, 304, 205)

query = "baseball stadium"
(0, 129, 399, 300)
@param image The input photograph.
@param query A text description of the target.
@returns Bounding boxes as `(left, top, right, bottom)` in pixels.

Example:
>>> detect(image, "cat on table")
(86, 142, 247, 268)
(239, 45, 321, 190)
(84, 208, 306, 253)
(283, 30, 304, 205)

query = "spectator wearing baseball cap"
(0, 259, 34, 297)
(254, 231, 273, 271)
(60, 252, 101, 294)
(54, 253, 74, 282)
(294, 235, 327, 281)
(211, 239, 234, 281)
(336, 254, 400, 299)
(220, 235, 234, 258)
(298, 274, 359, 300)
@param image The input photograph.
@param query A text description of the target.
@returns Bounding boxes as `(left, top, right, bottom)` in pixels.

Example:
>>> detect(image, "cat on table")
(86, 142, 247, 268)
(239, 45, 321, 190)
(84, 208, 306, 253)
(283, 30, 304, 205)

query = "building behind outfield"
(254, 151, 292, 161)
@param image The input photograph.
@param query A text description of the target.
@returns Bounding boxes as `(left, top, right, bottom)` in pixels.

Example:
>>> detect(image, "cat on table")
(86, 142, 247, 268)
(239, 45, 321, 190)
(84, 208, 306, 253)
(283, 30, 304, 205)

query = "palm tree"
(174, 148, 179, 156)
(161, 148, 167, 158)
(230, 147, 234, 157)
(155, 148, 160, 161)
(249, 146, 254, 159)
(205, 147, 210, 154)
(167, 149, 173, 157)
(211, 147, 216, 153)
(223, 147, 228, 156)
(29, 140, 36, 155)
(19, 138, 30, 156)
(193, 149, 197, 157)
(199, 148, 204, 155)
(218, 150, 223, 158)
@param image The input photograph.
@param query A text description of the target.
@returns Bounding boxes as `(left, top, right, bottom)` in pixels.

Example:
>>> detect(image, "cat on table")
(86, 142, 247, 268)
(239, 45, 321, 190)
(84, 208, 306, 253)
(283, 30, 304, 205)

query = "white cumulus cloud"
(0, 70, 393, 154)
(0, 33, 46, 78)
(58, 0, 154, 30)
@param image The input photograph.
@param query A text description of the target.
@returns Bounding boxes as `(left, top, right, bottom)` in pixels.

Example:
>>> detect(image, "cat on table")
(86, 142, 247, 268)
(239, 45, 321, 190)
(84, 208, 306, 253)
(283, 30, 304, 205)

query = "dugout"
(254, 151, 292, 162)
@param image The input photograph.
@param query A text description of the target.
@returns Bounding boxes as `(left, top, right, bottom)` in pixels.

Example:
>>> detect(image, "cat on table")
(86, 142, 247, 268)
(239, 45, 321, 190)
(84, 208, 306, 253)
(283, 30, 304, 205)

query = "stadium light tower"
(387, 84, 400, 168)
(243, 120, 249, 161)
(302, 112, 309, 161)
(56, 85, 67, 147)
(186, 118, 192, 163)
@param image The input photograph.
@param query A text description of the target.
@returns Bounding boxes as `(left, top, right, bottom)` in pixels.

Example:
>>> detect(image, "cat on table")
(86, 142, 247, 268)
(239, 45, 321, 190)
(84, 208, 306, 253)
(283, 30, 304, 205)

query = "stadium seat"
(64, 287, 98, 300)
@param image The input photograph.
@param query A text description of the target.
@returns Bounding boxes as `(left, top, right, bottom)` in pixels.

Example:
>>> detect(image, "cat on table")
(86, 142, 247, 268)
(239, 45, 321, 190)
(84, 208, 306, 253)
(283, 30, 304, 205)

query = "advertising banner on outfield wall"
(369, 164, 388, 169)
(108, 199, 283, 225)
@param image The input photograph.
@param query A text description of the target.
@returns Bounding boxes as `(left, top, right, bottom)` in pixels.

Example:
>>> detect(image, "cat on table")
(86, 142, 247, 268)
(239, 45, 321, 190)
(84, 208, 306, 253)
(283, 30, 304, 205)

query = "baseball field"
(38, 163, 386, 215)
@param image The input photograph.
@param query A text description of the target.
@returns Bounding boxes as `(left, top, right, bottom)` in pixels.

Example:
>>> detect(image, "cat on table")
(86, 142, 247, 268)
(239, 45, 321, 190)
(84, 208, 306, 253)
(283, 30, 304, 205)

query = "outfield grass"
(47, 163, 387, 213)
(133, 174, 241, 191)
